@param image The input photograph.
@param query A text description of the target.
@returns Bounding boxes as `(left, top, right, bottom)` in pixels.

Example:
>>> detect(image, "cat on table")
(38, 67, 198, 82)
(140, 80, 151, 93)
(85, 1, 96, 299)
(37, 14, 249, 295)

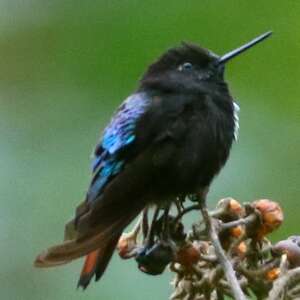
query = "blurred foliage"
(0, 1, 299, 299)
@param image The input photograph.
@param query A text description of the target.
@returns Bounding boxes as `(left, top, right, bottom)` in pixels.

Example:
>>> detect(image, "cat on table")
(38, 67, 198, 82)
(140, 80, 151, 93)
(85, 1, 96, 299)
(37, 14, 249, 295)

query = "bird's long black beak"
(218, 31, 272, 65)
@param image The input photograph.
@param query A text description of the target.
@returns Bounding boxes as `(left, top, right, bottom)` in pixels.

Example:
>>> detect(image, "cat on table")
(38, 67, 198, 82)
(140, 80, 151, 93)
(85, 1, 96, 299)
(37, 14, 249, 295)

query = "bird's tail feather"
(34, 218, 134, 268)
(34, 201, 142, 269)
(77, 234, 120, 289)
(34, 148, 154, 281)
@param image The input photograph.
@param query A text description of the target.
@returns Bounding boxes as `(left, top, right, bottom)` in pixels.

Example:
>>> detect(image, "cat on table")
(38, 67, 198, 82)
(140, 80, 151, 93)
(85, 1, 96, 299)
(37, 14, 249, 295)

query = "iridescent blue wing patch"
(87, 93, 151, 202)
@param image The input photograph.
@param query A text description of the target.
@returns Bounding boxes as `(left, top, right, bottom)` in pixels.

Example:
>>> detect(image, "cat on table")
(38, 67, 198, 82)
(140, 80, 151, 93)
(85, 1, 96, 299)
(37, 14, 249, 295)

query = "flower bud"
(217, 198, 244, 219)
(228, 199, 244, 216)
(175, 243, 200, 267)
(266, 268, 280, 281)
(273, 236, 300, 267)
(253, 199, 283, 238)
(234, 241, 247, 258)
(117, 232, 138, 259)
(230, 225, 245, 238)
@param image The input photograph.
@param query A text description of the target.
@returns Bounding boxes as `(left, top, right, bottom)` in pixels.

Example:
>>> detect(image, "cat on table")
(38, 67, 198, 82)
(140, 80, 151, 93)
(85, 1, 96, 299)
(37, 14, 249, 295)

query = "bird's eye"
(178, 62, 193, 71)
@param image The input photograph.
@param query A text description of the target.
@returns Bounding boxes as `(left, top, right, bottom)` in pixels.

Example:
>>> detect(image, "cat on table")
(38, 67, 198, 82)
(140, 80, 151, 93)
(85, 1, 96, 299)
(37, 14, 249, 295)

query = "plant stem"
(200, 200, 247, 300)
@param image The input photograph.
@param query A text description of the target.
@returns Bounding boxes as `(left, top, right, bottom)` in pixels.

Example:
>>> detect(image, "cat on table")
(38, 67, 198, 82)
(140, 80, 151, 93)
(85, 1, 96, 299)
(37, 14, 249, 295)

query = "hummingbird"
(35, 31, 272, 288)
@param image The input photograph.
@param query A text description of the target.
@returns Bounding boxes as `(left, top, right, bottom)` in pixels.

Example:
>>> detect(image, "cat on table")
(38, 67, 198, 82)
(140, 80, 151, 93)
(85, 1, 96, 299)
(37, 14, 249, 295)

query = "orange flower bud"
(235, 241, 247, 258)
(230, 225, 245, 238)
(117, 232, 138, 259)
(175, 243, 201, 267)
(217, 198, 244, 218)
(229, 199, 244, 216)
(266, 268, 280, 281)
(253, 199, 283, 239)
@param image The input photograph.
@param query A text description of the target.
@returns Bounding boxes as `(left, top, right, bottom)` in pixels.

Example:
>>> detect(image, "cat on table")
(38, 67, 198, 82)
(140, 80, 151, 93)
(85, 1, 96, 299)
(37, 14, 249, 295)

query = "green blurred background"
(0, 1, 299, 299)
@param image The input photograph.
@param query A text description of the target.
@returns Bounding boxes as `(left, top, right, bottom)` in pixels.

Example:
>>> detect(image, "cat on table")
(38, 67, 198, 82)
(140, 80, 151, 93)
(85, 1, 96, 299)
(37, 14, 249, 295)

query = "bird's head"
(140, 32, 272, 95)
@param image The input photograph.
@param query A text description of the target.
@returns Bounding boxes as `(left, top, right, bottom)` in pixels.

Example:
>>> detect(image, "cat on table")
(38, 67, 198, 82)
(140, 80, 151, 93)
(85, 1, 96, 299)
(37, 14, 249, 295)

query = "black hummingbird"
(35, 31, 272, 287)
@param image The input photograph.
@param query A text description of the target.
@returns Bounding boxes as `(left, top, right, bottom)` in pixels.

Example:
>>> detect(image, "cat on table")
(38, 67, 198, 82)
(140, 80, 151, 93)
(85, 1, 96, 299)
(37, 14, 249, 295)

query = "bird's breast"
(152, 104, 235, 195)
